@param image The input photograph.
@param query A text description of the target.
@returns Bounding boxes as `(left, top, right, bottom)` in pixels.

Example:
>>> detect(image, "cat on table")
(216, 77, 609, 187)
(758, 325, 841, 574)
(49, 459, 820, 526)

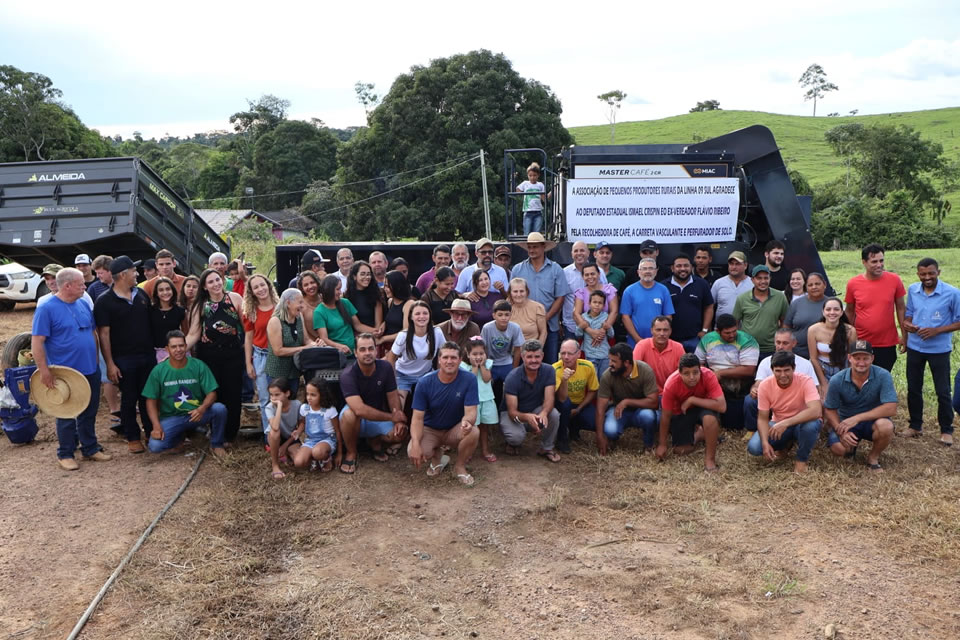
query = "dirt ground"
(3, 302, 960, 640)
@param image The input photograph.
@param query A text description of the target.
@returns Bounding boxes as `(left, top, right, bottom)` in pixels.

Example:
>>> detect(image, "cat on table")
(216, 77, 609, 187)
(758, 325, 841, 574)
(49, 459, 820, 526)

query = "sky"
(1, 0, 958, 140)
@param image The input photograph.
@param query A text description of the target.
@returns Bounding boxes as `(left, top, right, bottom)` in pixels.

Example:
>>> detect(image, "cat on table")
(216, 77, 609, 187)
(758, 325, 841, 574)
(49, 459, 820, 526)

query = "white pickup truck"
(0, 262, 45, 311)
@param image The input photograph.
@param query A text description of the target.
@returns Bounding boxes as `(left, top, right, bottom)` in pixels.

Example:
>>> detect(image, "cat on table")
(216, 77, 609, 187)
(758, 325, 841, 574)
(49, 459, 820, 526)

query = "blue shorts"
(477, 399, 498, 425)
(339, 405, 394, 439)
(303, 436, 337, 454)
(395, 371, 423, 392)
(827, 420, 877, 446)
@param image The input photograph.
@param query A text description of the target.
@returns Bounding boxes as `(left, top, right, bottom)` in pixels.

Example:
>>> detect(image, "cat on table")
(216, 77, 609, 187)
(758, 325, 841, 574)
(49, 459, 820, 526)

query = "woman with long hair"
(380, 269, 419, 349)
(179, 275, 201, 333)
(344, 260, 384, 336)
(469, 269, 504, 328)
(314, 274, 364, 356)
(385, 300, 445, 412)
(421, 266, 459, 324)
(297, 271, 324, 343)
(808, 296, 857, 398)
(186, 268, 246, 443)
(243, 274, 279, 434)
(149, 276, 186, 362)
(266, 288, 319, 399)
(572, 263, 618, 346)
(784, 271, 828, 359)
(785, 268, 807, 305)
(508, 277, 547, 343)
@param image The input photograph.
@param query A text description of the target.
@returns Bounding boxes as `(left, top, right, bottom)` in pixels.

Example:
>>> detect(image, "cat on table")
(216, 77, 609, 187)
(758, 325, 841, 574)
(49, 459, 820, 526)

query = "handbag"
(294, 346, 347, 372)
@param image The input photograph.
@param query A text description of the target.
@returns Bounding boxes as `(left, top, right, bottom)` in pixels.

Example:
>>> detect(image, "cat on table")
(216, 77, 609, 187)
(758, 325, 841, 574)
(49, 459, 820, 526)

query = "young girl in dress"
(293, 377, 341, 473)
(266, 378, 303, 479)
(463, 337, 497, 463)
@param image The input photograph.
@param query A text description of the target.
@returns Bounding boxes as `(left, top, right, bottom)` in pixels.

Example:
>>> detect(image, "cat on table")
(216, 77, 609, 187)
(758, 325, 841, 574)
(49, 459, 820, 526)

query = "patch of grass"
(760, 570, 806, 599)
(537, 483, 568, 513)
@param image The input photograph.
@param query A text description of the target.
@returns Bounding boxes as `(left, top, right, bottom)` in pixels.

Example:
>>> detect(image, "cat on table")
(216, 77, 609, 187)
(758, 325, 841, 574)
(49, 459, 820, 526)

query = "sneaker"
(85, 451, 113, 462)
(58, 457, 79, 471)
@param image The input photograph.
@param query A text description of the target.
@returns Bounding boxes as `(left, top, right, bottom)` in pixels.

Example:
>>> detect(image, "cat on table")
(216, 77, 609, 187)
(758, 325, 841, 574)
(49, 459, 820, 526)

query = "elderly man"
(456, 238, 509, 294)
(747, 351, 822, 473)
(824, 340, 897, 471)
(710, 251, 752, 319)
(594, 342, 659, 455)
(94, 255, 155, 453)
(416, 244, 452, 293)
(663, 252, 714, 352)
(451, 243, 471, 277)
(369, 251, 389, 288)
(743, 327, 819, 436)
(554, 338, 599, 453)
(438, 299, 481, 350)
(75, 253, 95, 286)
(844, 243, 907, 372)
(338, 333, 408, 473)
(633, 316, 686, 397)
(208, 252, 229, 278)
(142, 249, 188, 298)
(144, 330, 227, 457)
(32, 267, 112, 470)
(655, 353, 725, 472)
(288, 249, 330, 289)
(88, 255, 113, 300)
(499, 339, 561, 461)
(695, 313, 759, 430)
(594, 241, 625, 292)
(408, 341, 480, 485)
(333, 247, 354, 291)
(621, 258, 674, 347)
(510, 232, 570, 363)
(561, 240, 608, 339)
(733, 264, 788, 361)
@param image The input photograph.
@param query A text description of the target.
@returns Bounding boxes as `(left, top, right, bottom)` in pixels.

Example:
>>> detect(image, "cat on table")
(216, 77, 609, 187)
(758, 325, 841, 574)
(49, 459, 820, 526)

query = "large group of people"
(29, 236, 960, 479)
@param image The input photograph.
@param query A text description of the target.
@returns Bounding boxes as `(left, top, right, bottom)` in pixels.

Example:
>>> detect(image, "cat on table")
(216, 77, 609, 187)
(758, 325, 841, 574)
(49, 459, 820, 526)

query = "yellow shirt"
(553, 359, 599, 406)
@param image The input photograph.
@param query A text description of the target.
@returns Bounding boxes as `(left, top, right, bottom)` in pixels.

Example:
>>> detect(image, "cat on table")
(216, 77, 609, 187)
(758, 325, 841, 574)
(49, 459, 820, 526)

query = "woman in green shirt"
(314, 275, 364, 355)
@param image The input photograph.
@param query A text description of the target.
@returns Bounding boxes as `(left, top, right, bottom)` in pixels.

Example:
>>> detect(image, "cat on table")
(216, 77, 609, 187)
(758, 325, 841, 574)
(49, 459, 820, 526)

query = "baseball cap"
(751, 264, 770, 276)
(850, 340, 873, 356)
(639, 239, 658, 252)
(110, 255, 142, 275)
(475, 237, 494, 251)
(595, 241, 612, 251)
(301, 249, 330, 269)
(494, 245, 511, 257)
(143, 258, 157, 270)
(74, 253, 91, 265)
(727, 251, 747, 263)
(41, 264, 63, 277)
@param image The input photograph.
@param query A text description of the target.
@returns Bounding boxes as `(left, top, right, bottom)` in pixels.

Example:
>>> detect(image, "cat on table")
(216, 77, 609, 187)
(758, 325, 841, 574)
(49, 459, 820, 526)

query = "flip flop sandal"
(426, 455, 450, 477)
(866, 462, 883, 471)
(271, 470, 286, 480)
(320, 458, 333, 472)
(537, 449, 561, 463)
(372, 450, 389, 463)
(386, 444, 402, 456)
(483, 453, 498, 463)
(339, 458, 357, 474)
(456, 473, 475, 486)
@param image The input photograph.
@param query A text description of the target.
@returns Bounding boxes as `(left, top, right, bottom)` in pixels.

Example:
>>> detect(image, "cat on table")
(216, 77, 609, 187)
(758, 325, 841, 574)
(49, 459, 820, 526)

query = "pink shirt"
(415, 268, 437, 294)
(574, 283, 617, 313)
(633, 338, 686, 395)
(757, 373, 818, 421)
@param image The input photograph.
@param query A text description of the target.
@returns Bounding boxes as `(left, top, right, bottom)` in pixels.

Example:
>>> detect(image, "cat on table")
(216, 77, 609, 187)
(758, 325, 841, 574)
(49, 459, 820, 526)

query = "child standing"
(577, 290, 612, 375)
(294, 377, 341, 473)
(517, 162, 546, 234)
(266, 378, 303, 479)
(463, 337, 498, 462)
(481, 299, 525, 407)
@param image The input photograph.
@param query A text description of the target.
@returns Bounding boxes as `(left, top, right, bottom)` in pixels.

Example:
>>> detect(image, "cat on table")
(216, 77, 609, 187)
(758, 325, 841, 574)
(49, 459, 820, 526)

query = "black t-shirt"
(149, 305, 187, 349)
(346, 291, 380, 328)
(662, 276, 715, 341)
(339, 359, 397, 413)
(93, 287, 154, 357)
(768, 267, 789, 292)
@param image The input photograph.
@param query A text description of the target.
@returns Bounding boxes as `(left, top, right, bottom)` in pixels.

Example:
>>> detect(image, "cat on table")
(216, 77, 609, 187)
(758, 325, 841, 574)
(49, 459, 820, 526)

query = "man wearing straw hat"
(510, 232, 570, 363)
(31, 267, 112, 471)
(437, 299, 481, 351)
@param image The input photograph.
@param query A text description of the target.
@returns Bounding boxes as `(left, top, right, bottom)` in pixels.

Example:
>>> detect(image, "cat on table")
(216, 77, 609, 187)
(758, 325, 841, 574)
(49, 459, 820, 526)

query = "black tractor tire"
(1, 332, 33, 369)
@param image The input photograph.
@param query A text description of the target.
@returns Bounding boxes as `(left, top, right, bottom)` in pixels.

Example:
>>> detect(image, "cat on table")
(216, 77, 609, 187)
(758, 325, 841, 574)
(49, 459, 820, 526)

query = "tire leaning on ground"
(1, 332, 32, 369)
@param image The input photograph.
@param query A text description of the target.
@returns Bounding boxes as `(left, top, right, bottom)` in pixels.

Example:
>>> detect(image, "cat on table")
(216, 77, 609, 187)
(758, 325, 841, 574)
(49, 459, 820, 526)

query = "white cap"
(74, 253, 91, 265)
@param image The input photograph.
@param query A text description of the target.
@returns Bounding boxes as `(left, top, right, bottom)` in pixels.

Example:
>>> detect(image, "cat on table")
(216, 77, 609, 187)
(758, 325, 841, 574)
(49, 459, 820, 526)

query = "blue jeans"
(557, 397, 597, 446)
(523, 211, 543, 234)
(587, 358, 609, 378)
(253, 346, 270, 433)
(743, 395, 759, 432)
(148, 403, 228, 452)
(544, 330, 559, 365)
(747, 419, 821, 462)
(603, 406, 659, 448)
(679, 336, 701, 353)
(56, 370, 102, 459)
(241, 366, 254, 403)
(114, 352, 155, 442)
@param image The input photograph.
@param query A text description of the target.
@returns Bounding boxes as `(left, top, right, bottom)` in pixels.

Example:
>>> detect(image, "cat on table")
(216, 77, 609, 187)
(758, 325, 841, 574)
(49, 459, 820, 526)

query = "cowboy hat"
(29, 366, 91, 419)
(442, 299, 475, 315)
(514, 232, 558, 252)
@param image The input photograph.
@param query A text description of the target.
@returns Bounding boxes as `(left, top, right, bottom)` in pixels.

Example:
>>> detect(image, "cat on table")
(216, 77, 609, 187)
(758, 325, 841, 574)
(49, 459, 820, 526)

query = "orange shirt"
(633, 338, 685, 395)
(242, 306, 274, 349)
(757, 373, 819, 422)
(844, 272, 905, 347)
(141, 273, 188, 300)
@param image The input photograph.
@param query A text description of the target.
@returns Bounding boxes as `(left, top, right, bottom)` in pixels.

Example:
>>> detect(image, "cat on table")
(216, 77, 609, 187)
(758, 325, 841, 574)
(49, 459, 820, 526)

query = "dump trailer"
(0, 158, 227, 276)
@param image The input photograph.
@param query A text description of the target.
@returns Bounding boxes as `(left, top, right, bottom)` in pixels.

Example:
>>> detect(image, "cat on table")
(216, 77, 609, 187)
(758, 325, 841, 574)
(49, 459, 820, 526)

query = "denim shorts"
(827, 420, 876, 446)
(339, 405, 393, 438)
(396, 371, 423, 391)
(303, 436, 337, 453)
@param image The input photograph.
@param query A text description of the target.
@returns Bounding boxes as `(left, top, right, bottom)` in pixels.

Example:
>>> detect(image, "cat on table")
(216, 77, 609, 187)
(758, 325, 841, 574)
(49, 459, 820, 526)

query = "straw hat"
(443, 299, 475, 315)
(29, 366, 91, 419)
(514, 232, 558, 252)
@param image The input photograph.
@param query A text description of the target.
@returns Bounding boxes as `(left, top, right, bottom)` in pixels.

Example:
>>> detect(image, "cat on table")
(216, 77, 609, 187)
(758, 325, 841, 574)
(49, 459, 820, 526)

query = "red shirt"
(844, 272, 905, 347)
(633, 338, 685, 395)
(661, 367, 723, 415)
(242, 306, 274, 349)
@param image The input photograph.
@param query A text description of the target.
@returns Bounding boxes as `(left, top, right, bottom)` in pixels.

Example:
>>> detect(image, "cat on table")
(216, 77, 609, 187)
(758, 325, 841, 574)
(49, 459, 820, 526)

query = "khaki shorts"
(411, 425, 464, 460)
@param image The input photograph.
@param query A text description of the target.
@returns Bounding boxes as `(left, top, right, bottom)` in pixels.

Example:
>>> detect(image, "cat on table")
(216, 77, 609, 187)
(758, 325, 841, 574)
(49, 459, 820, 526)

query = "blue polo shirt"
(663, 276, 714, 341)
(905, 280, 960, 354)
(620, 281, 675, 346)
(510, 258, 570, 333)
(824, 365, 898, 421)
(412, 369, 478, 430)
(503, 363, 556, 413)
(31, 296, 99, 375)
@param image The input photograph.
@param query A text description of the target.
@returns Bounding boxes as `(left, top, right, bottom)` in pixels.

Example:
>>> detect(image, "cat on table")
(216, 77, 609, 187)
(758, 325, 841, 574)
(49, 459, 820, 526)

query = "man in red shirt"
(844, 244, 906, 372)
(633, 316, 685, 397)
(655, 353, 726, 471)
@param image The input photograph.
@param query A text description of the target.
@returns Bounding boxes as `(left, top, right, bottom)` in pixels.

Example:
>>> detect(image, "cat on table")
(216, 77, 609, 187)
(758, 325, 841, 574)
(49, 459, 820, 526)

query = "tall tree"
(334, 50, 572, 240)
(228, 94, 290, 168)
(597, 90, 627, 143)
(0, 65, 63, 160)
(798, 64, 838, 117)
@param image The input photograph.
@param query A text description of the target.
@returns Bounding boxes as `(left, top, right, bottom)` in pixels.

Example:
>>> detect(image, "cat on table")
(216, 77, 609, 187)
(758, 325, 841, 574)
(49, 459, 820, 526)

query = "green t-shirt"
(142, 358, 219, 418)
(605, 266, 626, 292)
(314, 299, 358, 352)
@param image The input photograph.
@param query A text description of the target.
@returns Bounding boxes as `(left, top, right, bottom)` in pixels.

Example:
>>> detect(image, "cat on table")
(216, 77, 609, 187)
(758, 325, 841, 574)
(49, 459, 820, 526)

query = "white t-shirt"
(755, 353, 819, 386)
(391, 327, 445, 377)
(37, 291, 93, 311)
(517, 180, 544, 212)
(455, 263, 510, 294)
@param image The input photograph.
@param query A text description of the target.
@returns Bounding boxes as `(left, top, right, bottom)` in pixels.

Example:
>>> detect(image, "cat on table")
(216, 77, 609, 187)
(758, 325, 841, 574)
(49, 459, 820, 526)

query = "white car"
(0, 262, 46, 311)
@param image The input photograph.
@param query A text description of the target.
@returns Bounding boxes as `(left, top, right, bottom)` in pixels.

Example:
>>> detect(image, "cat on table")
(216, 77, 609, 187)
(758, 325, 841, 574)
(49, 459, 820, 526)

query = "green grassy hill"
(568, 108, 960, 212)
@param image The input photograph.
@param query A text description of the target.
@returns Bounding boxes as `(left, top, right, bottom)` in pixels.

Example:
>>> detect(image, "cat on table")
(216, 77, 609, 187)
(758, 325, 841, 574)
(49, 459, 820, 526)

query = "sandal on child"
(483, 453, 498, 463)
(456, 473, 475, 486)
(271, 470, 286, 480)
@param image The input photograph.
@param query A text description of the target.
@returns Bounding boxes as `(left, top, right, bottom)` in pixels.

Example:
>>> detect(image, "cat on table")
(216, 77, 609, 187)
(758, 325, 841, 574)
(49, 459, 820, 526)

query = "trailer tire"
(2, 332, 32, 369)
